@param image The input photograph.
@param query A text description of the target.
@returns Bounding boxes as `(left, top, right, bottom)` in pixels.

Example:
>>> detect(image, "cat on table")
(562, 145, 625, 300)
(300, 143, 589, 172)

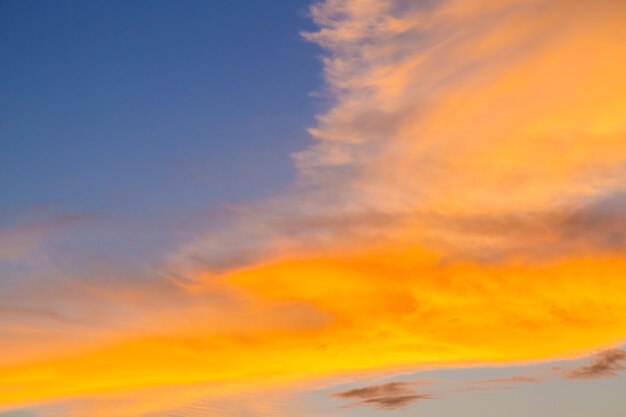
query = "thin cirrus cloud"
(461, 376, 544, 391)
(330, 348, 625, 410)
(471, 376, 543, 385)
(0, 212, 86, 264)
(330, 373, 543, 410)
(1, 0, 626, 416)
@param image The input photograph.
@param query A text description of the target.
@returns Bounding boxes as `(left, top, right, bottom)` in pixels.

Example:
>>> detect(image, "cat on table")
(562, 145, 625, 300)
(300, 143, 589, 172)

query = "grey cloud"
(425, 191, 626, 262)
(334, 381, 414, 400)
(174, 188, 626, 277)
(359, 394, 434, 410)
(565, 349, 626, 380)
(334, 381, 434, 410)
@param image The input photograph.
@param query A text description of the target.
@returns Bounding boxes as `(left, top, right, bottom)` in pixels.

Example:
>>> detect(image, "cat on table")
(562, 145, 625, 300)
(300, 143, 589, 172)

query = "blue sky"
(1, 0, 323, 278)
(1, 0, 319, 216)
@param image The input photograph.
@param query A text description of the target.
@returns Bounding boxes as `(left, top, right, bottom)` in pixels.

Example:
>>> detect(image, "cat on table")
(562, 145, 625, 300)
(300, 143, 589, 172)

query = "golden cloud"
(2, 0, 626, 415)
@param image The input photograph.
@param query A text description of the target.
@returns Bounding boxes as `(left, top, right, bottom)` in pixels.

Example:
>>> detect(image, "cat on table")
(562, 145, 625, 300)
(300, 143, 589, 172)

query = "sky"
(1, 0, 625, 416)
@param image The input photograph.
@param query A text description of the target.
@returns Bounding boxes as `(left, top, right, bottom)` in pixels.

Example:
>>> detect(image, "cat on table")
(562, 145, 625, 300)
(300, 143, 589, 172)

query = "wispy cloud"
(0, 305, 81, 326)
(458, 375, 545, 392)
(171, 0, 626, 274)
(359, 394, 434, 410)
(0, 212, 87, 264)
(334, 381, 417, 400)
(565, 349, 626, 380)
(330, 373, 544, 409)
(471, 376, 543, 385)
(334, 381, 434, 410)
(328, 347, 626, 411)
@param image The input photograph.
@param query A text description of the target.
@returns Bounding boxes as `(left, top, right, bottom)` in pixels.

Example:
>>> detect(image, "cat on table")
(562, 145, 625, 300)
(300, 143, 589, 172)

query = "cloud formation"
(565, 349, 626, 380)
(2, 0, 626, 415)
(458, 375, 544, 392)
(334, 381, 433, 410)
(0, 212, 86, 264)
(359, 394, 433, 410)
(170, 0, 626, 274)
(334, 381, 416, 399)
(471, 376, 543, 385)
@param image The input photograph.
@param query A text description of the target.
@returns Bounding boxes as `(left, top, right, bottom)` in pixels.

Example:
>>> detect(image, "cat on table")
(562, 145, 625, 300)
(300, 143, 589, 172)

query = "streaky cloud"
(333, 380, 434, 410)
(565, 349, 626, 380)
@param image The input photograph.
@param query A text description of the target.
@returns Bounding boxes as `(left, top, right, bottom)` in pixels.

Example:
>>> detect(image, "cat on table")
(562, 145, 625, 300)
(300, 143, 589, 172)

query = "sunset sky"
(1, 0, 626, 416)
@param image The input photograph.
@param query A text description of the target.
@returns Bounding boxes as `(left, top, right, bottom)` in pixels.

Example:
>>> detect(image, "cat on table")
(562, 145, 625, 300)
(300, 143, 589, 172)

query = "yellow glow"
(1, 248, 626, 410)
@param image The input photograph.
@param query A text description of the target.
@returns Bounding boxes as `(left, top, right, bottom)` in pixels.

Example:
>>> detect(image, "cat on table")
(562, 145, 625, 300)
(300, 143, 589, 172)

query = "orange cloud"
(298, 0, 626, 244)
(2, 248, 626, 413)
(3, 0, 626, 415)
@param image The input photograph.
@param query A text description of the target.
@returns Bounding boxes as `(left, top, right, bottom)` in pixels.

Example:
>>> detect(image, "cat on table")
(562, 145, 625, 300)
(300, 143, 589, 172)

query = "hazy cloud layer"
(0, 212, 87, 264)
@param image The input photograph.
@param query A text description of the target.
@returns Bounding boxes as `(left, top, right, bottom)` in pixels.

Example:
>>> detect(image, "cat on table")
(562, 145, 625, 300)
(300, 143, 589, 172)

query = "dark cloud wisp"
(333, 381, 434, 410)
(565, 349, 626, 380)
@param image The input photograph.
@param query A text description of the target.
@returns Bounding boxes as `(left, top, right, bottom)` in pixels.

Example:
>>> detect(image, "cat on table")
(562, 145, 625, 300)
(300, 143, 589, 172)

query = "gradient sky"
(1, 0, 626, 416)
